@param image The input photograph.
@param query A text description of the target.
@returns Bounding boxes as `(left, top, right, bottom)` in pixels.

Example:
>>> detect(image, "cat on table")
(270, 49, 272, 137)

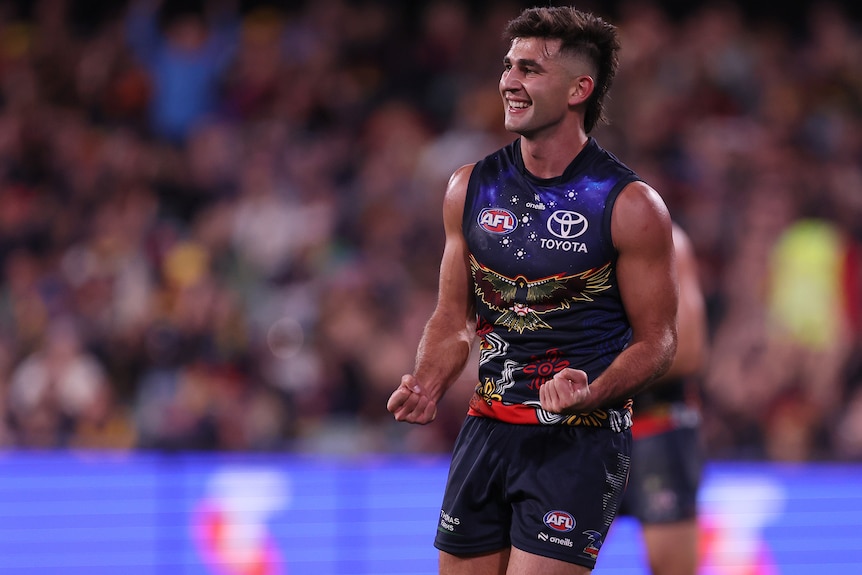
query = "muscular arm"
(540, 181, 678, 413)
(660, 223, 707, 380)
(387, 165, 477, 424)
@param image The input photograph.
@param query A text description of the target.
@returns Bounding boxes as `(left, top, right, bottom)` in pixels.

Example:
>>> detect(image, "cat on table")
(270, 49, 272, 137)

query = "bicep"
(435, 165, 476, 325)
(612, 182, 677, 347)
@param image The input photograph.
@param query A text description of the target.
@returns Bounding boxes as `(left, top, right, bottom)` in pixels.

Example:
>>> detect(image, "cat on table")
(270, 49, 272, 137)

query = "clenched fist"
(387, 374, 438, 424)
(539, 368, 592, 414)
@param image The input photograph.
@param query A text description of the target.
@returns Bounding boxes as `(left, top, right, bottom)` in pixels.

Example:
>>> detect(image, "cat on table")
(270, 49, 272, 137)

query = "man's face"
(499, 37, 583, 137)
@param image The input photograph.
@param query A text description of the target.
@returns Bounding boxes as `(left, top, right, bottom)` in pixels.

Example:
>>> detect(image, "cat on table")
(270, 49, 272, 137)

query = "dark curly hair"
(504, 6, 620, 133)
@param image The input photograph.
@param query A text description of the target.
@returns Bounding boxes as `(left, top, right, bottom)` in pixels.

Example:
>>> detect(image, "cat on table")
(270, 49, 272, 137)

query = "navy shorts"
(618, 426, 702, 524)
(434, 415, 632, 569)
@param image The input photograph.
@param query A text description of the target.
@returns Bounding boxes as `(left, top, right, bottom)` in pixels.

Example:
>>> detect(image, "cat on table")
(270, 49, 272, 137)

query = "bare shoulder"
(442, 164, 476, 227)
(444, 164, 475, 202)
(671, 222, 694, 257)
(611, 180, 673, 251)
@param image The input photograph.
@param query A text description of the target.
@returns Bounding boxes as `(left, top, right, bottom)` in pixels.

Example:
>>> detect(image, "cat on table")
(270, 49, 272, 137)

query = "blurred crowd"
(0, 0, 859, 460)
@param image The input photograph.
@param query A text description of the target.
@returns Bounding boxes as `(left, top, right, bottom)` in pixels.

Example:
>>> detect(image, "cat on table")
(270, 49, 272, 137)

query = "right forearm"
(413, 314, 474, 403)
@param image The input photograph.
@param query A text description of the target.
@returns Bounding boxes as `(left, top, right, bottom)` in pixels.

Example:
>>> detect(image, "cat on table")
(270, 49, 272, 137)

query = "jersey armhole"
(461, 161, 484, 234)
(602, 176, 641, 255)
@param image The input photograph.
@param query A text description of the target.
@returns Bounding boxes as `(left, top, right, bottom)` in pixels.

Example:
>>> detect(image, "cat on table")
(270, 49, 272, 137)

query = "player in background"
(618, 223, 708, 575)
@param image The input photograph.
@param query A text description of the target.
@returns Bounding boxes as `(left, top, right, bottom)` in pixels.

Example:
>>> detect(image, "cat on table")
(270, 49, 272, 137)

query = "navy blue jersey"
(464, 137, 640, 429)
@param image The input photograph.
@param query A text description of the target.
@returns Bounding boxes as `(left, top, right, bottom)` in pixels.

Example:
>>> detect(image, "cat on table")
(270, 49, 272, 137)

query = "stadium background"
(0, 0, 860, 572)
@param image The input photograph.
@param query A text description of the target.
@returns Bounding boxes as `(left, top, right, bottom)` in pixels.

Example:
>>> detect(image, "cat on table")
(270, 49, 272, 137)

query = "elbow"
(658, 328, 678, 379)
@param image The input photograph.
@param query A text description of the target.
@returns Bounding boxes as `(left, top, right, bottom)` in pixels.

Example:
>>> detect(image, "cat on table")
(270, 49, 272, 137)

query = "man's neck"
(519, 130, 589, 179)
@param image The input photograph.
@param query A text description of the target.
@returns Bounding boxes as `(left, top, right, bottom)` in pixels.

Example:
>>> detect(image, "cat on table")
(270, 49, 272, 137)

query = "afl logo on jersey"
(547, 210, 588, 239)
(478, 208, 518, 234)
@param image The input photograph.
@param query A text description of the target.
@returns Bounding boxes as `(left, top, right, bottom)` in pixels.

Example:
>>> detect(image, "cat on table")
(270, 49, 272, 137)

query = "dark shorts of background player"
(618, 426, 702, 524)
(434, 415, 632, 569)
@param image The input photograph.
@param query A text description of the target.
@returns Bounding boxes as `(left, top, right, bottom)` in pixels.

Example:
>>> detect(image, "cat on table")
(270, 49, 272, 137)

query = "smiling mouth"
(507, 100, 531, 110)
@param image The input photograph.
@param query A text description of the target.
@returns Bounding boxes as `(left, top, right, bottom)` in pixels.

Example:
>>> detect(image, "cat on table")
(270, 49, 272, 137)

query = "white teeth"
(509, 101, 529, 109)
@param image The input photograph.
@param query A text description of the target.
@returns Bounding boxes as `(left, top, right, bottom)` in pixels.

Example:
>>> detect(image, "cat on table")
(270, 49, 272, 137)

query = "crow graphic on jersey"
(470, 255, 613, 333)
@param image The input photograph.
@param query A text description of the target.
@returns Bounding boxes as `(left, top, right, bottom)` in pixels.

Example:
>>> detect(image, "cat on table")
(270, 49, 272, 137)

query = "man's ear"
(569, 75, 595, 106)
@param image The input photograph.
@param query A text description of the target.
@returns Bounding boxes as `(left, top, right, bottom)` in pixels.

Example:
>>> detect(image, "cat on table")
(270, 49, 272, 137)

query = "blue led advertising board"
(0, 453, 859, 574)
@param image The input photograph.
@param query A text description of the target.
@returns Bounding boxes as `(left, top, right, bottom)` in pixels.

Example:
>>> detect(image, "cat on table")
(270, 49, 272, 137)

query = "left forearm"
(588, 334, 676, 408)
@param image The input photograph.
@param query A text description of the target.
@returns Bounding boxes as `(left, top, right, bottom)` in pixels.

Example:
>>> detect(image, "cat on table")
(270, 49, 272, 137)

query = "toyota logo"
(547, 210, 588, 239)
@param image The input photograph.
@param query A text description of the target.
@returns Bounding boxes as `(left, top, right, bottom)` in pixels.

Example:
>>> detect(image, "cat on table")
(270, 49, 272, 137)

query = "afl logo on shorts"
(478, 208, 518, 234)
(543, 510, 576, 532)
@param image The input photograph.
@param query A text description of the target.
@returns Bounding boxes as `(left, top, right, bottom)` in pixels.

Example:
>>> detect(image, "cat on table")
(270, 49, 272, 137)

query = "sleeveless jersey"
(463, 137, 639, 430)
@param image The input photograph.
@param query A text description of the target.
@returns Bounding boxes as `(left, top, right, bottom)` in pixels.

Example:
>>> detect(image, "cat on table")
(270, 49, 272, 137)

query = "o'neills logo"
(478, 208, 518, 234)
